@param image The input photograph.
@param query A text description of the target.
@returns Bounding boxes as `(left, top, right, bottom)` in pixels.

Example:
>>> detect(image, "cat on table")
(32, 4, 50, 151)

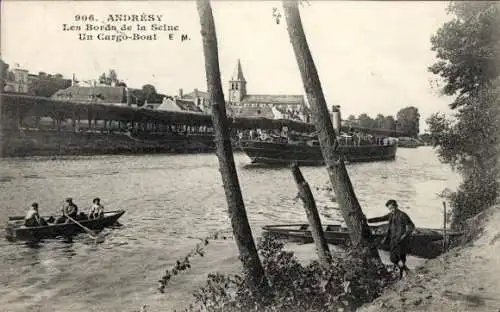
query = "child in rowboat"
(25, 202, 47, 227)
(89, 197, 104, 219)
(63, 198, 79, 219)
(56, 198, 80, 223)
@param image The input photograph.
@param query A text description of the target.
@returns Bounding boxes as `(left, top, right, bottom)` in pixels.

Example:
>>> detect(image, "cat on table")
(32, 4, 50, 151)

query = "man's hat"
(385, 199, 398, 207)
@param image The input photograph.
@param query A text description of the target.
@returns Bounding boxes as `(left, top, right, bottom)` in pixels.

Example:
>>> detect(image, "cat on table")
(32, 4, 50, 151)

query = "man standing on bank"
(368, 199, 415, 279)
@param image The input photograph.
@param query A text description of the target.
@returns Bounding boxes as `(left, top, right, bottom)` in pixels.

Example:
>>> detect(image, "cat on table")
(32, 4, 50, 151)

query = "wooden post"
(196, 0, 270, 296)
(56, 114, 61, 132)
(16, 106, 22, 129)
(443, 201, 447, 253)
(292, 164, 331, 265)
(88, 108, 92, 130)
(72, 112, 77, 132)
(283, 1, 380, 260)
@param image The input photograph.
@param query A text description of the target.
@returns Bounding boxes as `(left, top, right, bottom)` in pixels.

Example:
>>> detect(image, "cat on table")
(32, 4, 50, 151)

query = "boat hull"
(262, 223, 462, 259)
(239, 140, 397, 165)
(5, 210, 125, 241)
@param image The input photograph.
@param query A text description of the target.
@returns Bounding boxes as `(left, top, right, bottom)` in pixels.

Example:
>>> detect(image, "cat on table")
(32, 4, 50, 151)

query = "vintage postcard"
(1, 1, 498, 312)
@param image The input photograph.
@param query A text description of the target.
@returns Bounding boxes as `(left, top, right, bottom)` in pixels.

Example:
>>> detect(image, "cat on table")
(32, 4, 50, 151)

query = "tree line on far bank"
(346, 106, 420, 138)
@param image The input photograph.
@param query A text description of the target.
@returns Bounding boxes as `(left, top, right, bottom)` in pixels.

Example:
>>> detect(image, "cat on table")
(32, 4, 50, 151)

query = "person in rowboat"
(24, 202, 47, 227)
(56, 197, 79, 223)
(367, 199, 415, 279)
(89, 197, 104, 219)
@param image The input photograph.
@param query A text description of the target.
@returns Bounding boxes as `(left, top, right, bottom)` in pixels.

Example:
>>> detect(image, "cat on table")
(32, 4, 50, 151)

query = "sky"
(1, 1, 457, 131)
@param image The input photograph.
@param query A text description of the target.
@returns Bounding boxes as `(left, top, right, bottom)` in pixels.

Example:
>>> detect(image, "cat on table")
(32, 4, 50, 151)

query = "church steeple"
(232, 59, 246, 82)
(228, 59, 247, 104)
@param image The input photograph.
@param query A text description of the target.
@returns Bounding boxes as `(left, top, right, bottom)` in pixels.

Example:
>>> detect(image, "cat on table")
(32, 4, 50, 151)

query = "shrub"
(427, 84, 500, 233)
(177, 232, 397, 312)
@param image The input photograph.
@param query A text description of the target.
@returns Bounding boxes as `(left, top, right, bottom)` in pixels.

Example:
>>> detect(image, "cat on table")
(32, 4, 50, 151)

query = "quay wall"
(0, 129, 218, 157)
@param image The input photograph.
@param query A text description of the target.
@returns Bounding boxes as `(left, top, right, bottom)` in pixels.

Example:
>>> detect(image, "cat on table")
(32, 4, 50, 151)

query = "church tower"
(228, 59, 247, 104)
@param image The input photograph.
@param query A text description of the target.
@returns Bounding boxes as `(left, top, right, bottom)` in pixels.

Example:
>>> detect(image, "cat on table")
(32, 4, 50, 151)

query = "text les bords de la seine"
(63, 14, 188, 42)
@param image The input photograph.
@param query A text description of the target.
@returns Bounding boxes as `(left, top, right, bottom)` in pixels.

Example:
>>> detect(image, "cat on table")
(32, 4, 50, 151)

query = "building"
(180, 88, 210, 113)
(142, 101, 163, 110)
(3, 64, 29, 93)
(156, 95, 203, 113)
(172, 60, 311, 121)
(51, 84, 128, 104)
(226, 59, 310, 122)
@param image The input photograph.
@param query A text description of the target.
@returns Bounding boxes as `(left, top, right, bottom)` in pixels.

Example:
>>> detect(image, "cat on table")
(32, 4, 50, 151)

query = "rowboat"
(5, 210, 126, 242)
(262, 223, 463, 259)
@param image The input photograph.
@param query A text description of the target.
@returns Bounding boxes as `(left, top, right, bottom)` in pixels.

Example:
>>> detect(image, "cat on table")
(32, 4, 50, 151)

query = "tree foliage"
(357, 113, 375, 128)
(178, 233, 396, 312)
(98, 69, 120, 86)
(427, 1, 500, 230)
(108, 69, 118, 84)
(126, 84, 166, 106)
(429, 1, 500, 107)
(1, 58, 9, 91)
(142, 84, 158, 103)
(396, 106, 420, 137)
(346, 113, 397, 131)
(428, 84, 499, 222)
(382, 115, 396, 130)
(28, 72, 72, 97)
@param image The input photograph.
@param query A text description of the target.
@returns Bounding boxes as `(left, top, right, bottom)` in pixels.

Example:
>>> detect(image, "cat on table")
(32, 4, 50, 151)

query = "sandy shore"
(358, 205, 500, 312)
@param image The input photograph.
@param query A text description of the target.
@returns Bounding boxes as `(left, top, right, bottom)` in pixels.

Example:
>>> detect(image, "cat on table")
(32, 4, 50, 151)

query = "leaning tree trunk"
(196, 0, 270, 295)
(283, 0, 380, 260)
(292, 164, 332, 265)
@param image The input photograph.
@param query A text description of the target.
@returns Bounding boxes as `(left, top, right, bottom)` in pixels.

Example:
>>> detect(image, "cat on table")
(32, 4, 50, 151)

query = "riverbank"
(0, 129, 218, 157)
(358, 204, 500, 312)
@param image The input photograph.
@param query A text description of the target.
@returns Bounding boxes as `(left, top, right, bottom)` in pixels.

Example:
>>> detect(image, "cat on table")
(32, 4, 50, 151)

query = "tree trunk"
(283, 1, 380, 260)
(196, 0, 270, 295)
(291, 164, 331, 265)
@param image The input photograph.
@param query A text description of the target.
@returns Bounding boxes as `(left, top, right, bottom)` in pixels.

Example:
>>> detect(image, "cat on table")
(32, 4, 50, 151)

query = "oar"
(66, 215, 105, 243)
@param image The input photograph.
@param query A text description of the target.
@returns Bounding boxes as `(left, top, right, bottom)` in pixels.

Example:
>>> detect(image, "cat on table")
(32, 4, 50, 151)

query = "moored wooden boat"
(239, 139, 398, 166)
(397, 137, 424, 148)
(5, 210, 126, 241)
(262, 223, 463, 259)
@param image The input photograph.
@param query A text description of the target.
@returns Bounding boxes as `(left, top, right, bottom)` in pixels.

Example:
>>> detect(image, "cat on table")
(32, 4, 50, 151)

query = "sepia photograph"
(0, 1, 499, 311)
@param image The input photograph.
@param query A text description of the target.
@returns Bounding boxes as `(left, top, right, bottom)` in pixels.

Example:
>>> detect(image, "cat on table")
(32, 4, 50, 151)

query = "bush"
(177, 232, 397, 312)
(427, 84, 500, 232)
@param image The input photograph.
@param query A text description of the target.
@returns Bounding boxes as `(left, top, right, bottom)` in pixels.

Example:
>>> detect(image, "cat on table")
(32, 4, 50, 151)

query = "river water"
(0, 147, 461, 312)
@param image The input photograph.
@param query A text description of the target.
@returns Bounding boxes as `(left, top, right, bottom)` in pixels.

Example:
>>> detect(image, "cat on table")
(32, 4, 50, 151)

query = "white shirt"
(25, 208, 38, 220)
(90, 203, 104, 214)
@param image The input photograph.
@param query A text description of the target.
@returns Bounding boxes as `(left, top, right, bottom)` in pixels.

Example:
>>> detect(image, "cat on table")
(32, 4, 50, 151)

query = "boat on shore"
(239, 137, 398, 166)
(262, 223, 462, 259)
(397, 137, 424, 148)
(5, 210, 125, 241)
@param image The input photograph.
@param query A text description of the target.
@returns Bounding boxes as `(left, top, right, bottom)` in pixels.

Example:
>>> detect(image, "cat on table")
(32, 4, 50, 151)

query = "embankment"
(0, 129, 217, 157)
(358, 204, 500, 312)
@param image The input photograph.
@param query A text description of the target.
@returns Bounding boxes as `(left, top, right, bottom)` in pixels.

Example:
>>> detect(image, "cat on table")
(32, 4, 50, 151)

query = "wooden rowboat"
(262, 223, 463, 259)
(5, 210, 125, 242)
